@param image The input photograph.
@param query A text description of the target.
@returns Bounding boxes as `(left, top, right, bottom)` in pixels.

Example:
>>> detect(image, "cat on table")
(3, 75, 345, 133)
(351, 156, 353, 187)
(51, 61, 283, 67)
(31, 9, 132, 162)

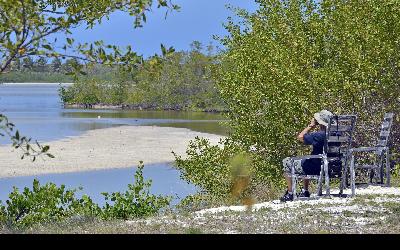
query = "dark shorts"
(282, 157, 322, 176)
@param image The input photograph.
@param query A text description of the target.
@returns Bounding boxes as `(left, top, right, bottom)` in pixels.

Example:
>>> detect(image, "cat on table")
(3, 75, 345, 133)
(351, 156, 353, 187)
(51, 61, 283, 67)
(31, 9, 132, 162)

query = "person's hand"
(309, 118, 317, 128)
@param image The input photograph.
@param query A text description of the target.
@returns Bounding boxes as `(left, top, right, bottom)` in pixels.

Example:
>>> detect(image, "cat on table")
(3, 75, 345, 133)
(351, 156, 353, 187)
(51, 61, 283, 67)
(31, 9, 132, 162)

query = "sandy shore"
(0, 126, 224, 178)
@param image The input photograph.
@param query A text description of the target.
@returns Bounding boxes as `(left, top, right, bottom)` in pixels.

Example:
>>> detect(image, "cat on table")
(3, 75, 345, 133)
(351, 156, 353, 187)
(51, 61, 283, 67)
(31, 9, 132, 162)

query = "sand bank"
(0, 126, 224, 178)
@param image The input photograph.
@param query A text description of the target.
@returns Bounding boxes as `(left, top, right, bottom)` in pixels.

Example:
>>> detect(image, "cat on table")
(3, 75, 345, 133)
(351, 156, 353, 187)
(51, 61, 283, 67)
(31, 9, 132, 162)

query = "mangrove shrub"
(175, 0, 400, 200)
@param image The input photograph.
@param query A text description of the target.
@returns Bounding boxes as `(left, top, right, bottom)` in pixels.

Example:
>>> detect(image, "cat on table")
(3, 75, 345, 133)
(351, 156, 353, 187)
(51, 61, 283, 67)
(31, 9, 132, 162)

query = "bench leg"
(323, 157, 330, 197)
(339, 160, 347, 196)
(317, 168, 323, 196)
(379, 153, 384, 185)
(350, 155, 356, 197)
(290, 159, 297, 201)
(386, 149, 391, 187)
(344, 159, 349, 187)
(292, 176, 297, 201)
(339, 173, 344, 196)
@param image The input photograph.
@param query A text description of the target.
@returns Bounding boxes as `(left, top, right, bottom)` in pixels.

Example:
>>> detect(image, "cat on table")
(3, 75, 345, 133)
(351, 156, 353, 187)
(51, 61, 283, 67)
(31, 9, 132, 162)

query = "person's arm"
(297, 118, 317, 143)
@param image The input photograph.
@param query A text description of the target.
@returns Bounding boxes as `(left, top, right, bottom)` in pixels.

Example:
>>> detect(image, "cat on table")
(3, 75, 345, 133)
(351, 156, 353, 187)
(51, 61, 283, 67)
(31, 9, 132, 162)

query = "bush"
(173, 137, 284, 206)
(215, 0, 400, 182)
(174, 137, 241, 199)
(0, 162, 170, 228)
(101, 161, 171, 220)
(0, 180, 95, 228)
(174, 0, 399, 203)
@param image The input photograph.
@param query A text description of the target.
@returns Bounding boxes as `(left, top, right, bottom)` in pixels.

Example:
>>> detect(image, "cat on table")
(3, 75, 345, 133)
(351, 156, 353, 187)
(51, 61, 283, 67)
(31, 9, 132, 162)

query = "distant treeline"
(0, 55, 123, 83)
(59, 41, 226, 112)
(0, 41, 225, 111)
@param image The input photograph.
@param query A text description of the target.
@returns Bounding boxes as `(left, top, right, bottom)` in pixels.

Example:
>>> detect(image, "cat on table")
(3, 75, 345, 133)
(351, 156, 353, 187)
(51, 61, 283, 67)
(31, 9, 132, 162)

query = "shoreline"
(0, 161, 175, 180)
(0, 82, 227, 113)
(63, 103, 226, 113)
(0, 125, 224, 178)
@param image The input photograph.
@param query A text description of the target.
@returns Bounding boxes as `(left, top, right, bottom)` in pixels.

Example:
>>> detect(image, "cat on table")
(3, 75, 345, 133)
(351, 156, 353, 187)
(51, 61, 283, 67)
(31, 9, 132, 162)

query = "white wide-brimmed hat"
(314, 110, 333, 127)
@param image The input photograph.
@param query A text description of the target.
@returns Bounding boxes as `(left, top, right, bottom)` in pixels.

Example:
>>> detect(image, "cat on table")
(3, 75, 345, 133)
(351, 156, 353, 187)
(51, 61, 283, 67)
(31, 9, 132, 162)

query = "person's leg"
(282, 157, 294, 193)
(280, 157, 295, 202)
(285, 176, 292, 192)
(299, 159, 321, 197)
(303, 179, 310, 191)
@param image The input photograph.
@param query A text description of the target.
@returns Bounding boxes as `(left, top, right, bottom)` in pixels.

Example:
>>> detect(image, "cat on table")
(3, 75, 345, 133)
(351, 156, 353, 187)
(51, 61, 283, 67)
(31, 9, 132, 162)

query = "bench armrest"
(350, 146, 387, 153)
(290, 154, 324, 161)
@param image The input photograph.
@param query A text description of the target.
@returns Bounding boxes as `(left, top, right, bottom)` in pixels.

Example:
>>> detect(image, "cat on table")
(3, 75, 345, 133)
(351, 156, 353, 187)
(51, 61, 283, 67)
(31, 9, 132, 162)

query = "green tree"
(10, 58, 21, 71)
(190, 40, 203, 52)
(35, 57, 47, 72)
(0, 0, 179, 74)
(123, 43, 223, 110)
(174, 0, 400, 201)
(62, 58, 80, 74)
(50, 57, 62, 73)
(21, 57, 34, 71)
(215, 0, 400, 182)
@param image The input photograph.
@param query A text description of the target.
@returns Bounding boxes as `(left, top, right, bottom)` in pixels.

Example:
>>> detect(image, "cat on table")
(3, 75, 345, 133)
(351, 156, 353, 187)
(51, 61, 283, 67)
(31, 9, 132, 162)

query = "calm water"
(0, 83, 226, 205)
(0, 163, 196, 206)
(0, 84, 227, 144)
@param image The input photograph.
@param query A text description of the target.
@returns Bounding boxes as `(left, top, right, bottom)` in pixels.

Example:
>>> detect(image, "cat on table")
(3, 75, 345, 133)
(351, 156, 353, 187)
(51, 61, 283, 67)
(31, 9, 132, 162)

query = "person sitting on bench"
(280, 110, 333, 202)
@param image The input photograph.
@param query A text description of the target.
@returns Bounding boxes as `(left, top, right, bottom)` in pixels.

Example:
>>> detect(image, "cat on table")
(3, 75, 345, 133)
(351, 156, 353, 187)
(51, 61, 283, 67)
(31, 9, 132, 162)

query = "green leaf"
(46, 153, 55, 158)
(43, 44, 52, 50)
(66, 38, 73, 45)
(42, 145, 50, 152)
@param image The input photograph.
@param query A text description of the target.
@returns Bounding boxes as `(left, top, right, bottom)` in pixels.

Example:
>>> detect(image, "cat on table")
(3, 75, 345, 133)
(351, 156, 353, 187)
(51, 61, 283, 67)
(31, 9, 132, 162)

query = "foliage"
(0, 71, 73, 83)
(101, 161, 171, 220)
(174, 137, 238, 198)
(0, 162, 170, 228)
(213, 0, 400, 184)
(59, 42, 225, 111)
(131, 42, 222, 110)
(173, 137, 283, 204)
(392, 164, 400, 186)
(0, 180, 92, 228)
(172, 0, 399, 203)
(0, 0, 179, 75)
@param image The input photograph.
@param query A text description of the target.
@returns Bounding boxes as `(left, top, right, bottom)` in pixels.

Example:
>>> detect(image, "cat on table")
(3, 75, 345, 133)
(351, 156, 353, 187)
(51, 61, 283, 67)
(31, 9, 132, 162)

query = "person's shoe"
(297, 190, 311, 198)
(279, 190, 294, 202)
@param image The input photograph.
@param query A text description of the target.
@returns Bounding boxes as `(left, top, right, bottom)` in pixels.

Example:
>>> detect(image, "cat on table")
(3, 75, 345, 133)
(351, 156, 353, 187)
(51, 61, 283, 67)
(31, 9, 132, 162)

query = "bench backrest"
(324, 115, 357, 177)
(377, 113, 394, 147)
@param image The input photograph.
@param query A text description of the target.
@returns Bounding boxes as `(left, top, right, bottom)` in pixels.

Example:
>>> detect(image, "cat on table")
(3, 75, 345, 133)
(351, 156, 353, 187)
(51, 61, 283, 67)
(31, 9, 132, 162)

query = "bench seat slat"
(355, 164, 381, 169)
(380, 131, 390, 137)
(329, 125, 354, 132)
(328, 136, 350, 143)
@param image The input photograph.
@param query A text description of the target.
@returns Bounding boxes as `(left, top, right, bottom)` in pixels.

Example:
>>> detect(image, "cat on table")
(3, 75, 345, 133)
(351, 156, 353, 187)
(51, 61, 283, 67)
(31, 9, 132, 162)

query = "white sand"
(195, 185, 400, 216)
(0, 125, 224, 178)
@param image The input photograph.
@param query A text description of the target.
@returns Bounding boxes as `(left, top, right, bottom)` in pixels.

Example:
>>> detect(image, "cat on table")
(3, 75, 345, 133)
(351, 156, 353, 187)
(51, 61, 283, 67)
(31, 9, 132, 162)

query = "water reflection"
(156, 121, 230, 136)
(0, 83, 222, 203)
(0, 83, 228, 144)
(62, 109, 225, 121)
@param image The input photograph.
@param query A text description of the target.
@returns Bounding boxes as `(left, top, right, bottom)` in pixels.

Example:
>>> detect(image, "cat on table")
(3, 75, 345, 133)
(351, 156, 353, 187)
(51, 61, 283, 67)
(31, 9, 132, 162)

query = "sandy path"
(0, 126, 224, 178)
(195, 185, 400, 216)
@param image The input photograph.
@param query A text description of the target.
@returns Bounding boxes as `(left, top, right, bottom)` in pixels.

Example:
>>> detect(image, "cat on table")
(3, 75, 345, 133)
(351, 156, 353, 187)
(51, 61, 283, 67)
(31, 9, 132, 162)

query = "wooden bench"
(288, 115, 357, 200)
(348, 113, 394, 196)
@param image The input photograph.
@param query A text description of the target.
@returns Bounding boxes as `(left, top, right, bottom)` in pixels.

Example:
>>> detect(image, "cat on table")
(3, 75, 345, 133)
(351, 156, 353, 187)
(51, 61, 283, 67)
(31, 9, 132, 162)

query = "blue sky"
(70, 0, 258, 57)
